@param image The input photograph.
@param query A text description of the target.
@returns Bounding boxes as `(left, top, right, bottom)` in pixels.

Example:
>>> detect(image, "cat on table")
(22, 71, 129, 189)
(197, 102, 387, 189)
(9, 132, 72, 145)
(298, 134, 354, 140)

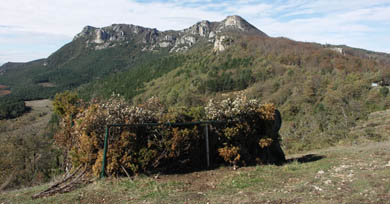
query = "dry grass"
(0, 90, 11, 96)
(0, 99, 52, 140)
(37, 82, 56, 87)
(1, 106, 389, 204)
(349, 109, 390, 144)
(1, 140, 389, 204)
(0, 84, 10, 96)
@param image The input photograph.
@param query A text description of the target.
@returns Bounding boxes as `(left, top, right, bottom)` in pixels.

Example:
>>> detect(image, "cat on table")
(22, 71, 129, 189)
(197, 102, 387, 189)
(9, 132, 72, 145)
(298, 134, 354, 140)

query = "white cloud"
(0, 50, 49, 63)
(0, 0, 224, 36)
(225, 3, 272, 16)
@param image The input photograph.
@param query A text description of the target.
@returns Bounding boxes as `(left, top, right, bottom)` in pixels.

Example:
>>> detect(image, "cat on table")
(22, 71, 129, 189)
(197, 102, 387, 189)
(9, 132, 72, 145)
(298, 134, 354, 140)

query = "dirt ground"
(37, 82, 56, 87)
(0, 84, 10, 96)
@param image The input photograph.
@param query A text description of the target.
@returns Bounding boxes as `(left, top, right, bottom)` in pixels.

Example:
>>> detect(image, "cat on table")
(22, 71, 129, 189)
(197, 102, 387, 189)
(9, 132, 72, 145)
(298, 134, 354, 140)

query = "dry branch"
(0, 173, 14, 191)
(31, 166, 87, 199)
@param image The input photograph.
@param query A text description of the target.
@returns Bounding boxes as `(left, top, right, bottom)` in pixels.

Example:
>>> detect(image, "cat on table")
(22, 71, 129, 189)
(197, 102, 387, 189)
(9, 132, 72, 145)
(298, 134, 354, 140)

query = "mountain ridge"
(0, 15, 389, 110)
(1, 15, 389, 67)
(71, 15, 267, 53)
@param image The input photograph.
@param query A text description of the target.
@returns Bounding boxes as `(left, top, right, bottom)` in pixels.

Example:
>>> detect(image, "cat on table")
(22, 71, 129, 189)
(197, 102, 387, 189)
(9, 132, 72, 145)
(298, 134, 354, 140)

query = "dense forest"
(0, 96, 30, 119)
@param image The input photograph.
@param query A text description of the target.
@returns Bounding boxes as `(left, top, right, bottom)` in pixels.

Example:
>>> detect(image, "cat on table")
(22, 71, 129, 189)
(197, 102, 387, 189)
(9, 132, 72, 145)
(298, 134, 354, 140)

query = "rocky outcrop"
(73, 15, 266, 52)
(218, 15, 262, 34)
(214, 36, 227, 52)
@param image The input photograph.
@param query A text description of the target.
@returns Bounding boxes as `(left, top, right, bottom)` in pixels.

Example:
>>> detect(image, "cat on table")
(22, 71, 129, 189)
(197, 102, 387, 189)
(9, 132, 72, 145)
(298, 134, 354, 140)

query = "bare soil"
(37, 82, 56, 87)
(0, 90, 11, 96)
(0, 84, 10, 96)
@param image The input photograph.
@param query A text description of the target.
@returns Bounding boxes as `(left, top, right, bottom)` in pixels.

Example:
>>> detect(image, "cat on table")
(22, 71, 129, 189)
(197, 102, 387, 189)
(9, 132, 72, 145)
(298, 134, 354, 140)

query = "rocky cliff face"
(73, 15, 267, 53)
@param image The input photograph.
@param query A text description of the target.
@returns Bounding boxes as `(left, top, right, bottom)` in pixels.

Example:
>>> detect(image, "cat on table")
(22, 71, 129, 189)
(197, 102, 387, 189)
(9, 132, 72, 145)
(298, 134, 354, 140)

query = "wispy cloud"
(0, 0, 389, 63)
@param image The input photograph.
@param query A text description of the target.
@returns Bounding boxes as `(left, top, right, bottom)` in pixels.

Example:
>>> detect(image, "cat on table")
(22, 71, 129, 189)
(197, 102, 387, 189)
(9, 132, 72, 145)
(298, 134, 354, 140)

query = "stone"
(213, 36, 226, 52)
(94, 29, 108, 44)
(72, 15, 266, 52)
(224, 15, 245, 31)
(209, 31, 215, 39)
(324, 179, 332, 185)
(159, 42, 171, 48)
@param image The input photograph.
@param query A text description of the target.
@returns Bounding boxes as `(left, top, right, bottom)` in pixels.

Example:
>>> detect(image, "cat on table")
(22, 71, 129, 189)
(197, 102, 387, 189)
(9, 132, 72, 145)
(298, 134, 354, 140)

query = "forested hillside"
(76, 33, 390, 153)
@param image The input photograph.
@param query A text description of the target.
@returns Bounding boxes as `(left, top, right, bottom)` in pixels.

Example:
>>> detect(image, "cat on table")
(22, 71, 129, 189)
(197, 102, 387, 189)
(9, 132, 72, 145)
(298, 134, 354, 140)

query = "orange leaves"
(218, 146, 241, 165)
(223, 126, 240, 140)
(258, 103, 276, 120)
(259, 138, 273, 148)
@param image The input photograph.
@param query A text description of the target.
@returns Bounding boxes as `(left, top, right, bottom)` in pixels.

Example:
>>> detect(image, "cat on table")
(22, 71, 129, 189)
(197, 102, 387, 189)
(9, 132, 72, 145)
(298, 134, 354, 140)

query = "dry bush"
(55, 94, 281, 177)
(205, 95, 280, 166)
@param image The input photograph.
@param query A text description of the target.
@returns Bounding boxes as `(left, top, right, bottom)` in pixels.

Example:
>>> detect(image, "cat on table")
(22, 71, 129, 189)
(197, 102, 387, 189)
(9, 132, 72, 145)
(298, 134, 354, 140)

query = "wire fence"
(100, 120, 231, 178)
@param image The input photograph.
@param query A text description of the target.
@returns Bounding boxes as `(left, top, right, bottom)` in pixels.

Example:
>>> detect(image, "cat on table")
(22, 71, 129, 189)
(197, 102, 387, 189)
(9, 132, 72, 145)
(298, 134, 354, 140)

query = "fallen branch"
(44, 165, 82, 192)
(0, 173, 14, 191)
(32, 166, 86, 199)
(121, 165, 132, 180)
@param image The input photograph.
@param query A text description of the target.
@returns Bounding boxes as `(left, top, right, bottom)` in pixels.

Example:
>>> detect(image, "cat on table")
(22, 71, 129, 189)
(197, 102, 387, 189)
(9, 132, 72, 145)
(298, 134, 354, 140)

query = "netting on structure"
(55, 95, 284, 177)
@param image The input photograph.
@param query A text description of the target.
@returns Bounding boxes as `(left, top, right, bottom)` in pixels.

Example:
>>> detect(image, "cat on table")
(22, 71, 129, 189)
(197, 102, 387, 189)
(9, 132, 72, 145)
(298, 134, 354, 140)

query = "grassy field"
(0, 99, 57, 191)
(1, 103, 389, 204)
(0, 99, 53, 138)
(1, 139, 389, 204)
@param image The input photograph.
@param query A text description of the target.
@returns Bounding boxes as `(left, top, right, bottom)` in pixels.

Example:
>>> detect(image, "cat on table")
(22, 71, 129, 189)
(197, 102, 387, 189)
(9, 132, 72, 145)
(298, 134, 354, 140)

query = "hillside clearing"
(37, 82, 56, 88)
(0, 90, 11, 96)
(0, 99, 52, 137)
(0, 84, 10, 96)
(1, 139, 389, 204)
(0, 99, 56, 190)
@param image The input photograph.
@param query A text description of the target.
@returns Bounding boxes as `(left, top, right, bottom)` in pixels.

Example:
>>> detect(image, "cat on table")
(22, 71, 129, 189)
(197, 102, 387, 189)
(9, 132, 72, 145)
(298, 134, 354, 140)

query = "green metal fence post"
(70, 115, 74, 127)
(204, 124, 210, 168)
(100, 125, 109, 178)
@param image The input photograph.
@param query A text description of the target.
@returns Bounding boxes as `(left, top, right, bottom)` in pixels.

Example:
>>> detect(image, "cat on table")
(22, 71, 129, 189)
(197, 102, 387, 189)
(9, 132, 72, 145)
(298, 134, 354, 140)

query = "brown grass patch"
(25, 99, 52, 108)
(37, 82, 56, 87)
(0, 90, 11, 96)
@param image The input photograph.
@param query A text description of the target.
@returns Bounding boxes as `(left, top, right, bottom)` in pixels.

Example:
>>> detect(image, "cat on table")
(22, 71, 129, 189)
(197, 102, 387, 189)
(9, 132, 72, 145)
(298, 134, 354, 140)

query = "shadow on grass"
(286, 154, 326, 164)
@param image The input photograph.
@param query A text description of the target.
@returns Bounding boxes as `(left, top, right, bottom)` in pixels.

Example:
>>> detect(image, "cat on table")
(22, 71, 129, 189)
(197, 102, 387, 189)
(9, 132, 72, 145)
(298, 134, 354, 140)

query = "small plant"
(379, 87, 389, 97)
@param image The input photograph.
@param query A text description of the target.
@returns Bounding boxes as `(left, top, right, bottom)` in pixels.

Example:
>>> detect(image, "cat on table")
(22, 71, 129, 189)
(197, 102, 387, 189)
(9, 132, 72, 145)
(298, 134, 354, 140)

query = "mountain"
(0, 16, 265, 101)
(1, 15, 390, 120)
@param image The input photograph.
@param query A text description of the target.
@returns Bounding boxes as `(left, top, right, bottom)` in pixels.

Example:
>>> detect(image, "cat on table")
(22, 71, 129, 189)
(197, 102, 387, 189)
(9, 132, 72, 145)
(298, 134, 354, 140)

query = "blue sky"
(1, 0, 389, 64)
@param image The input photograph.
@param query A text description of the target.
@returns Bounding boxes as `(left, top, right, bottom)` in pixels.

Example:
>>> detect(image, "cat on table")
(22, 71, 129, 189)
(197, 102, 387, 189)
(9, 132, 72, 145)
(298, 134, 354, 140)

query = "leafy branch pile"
(205, 97, 283, 167)
(54, 92, 283, 177)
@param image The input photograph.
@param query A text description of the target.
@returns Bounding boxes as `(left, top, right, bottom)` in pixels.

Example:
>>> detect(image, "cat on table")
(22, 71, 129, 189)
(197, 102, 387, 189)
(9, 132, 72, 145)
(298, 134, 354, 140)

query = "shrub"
(205, 96, 280, 166)
(379, 87, 389, 97)
(55, 94, 281, 177)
